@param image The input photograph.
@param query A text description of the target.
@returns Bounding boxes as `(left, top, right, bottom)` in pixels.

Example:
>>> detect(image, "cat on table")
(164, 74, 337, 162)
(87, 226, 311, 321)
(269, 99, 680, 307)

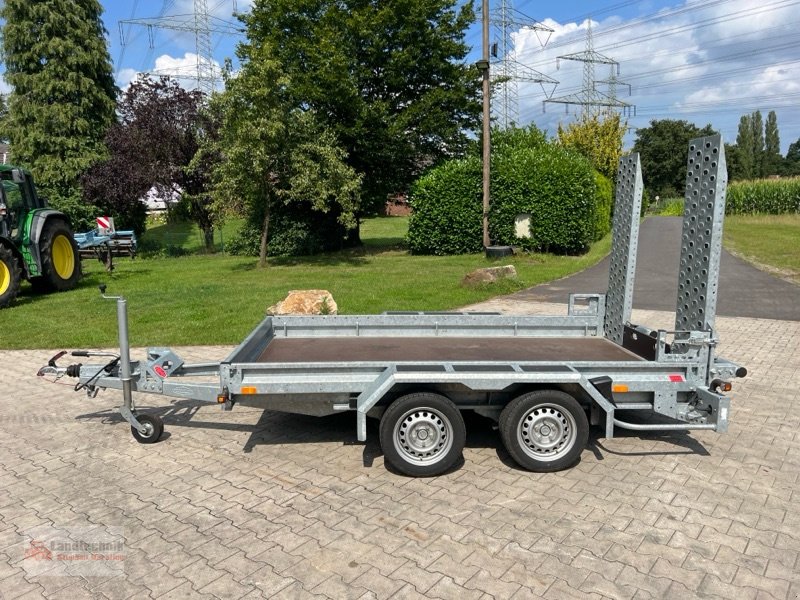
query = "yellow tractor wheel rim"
(0, 260, 9, 295)
(52, 234, 75, 280)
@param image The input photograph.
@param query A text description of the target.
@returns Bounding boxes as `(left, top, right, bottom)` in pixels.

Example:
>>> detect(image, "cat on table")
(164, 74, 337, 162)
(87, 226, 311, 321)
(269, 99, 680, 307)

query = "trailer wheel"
(380, 393, 465, 477)
(0, 246, 22, 309)
(32, 219, 81, 293)
(500, 390, 588, 472)
(131, 414, 164, 444)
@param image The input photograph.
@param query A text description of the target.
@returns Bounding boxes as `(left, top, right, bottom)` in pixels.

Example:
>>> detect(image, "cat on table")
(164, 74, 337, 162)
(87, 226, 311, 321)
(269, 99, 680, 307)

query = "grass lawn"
(724, 214, 800, 283)
(0, 216, 611, 349)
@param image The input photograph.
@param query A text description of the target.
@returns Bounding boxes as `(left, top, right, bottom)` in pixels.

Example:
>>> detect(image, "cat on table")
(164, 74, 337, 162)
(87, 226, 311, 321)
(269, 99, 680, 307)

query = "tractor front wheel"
(32, 220, 81, 293)
(0, 245, 22, 309)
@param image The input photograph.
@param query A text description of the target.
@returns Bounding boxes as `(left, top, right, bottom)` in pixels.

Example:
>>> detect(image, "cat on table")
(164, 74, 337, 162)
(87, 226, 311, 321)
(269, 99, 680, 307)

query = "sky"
(8, 0, 800, 154)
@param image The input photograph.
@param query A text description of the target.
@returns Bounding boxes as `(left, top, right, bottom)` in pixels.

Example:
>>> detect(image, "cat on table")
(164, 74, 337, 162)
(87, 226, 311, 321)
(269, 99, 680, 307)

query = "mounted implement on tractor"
(0, 165, 82, 308)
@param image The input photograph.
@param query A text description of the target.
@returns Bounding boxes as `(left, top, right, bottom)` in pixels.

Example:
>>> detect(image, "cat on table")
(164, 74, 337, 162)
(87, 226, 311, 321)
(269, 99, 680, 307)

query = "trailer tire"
(500, 390, 588, 472)
(131, 414, 164, 444)
(380, 393, 465, 477)
(0, 245, 22, 309)
(32, 219, 81, 293)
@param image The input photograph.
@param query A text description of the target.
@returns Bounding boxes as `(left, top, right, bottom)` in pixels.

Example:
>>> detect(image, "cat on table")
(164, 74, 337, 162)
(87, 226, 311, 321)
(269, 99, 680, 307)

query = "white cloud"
(115, 68, 139, 91)
(113, 52, 225, 94)
(508, 0, 800, 152)
(118, 52, 224, 93)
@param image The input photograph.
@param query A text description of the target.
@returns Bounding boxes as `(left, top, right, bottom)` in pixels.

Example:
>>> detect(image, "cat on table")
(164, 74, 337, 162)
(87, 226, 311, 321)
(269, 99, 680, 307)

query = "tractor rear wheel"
(0, 245, 22, 309)
(31, 220, 81, 293)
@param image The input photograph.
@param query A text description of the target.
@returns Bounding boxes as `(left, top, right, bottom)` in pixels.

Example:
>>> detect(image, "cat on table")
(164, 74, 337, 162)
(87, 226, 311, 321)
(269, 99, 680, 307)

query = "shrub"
(491, 125, 548, 154)
(659, 198, 685, 216)
(408, 132, 601, 255)
(226, 201, 359, 257)
(491, 144, 596, 253)
(593, 172, 613, 241)
(407, 157, 483, 255)
(49, 192, 99, 233)
(726, 178, 800, 214)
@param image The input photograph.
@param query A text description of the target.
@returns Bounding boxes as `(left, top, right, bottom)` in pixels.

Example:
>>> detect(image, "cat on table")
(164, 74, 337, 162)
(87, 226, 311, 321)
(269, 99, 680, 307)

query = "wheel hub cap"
(0, 261, 9, 295)
(394, 408, 453, 466)
(518, 404, 577, 462)
(52, 234, 75, 280)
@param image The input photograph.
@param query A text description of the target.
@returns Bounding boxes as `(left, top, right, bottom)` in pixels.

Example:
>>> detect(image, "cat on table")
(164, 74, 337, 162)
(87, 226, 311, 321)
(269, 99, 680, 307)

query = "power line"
(119, 1, 244, 93)
(517, 0, 799, 72)
(517, 27, 800, 102)
(479, 0, 556, 128)
(544, 20, 634, 116)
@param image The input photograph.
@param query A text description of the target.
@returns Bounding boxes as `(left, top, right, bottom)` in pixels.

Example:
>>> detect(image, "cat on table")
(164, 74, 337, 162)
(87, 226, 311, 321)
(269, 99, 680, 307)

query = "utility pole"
(481, 0, 491, 248)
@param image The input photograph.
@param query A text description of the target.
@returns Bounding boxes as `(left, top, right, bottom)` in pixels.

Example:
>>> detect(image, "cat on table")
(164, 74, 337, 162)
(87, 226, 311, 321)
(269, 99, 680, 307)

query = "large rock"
(267, 290, 338, 315)
(462, 265, 517, 287)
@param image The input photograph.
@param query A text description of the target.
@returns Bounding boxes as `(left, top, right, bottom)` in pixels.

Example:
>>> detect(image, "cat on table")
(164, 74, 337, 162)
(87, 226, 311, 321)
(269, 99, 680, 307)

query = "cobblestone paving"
(0, 299, 798, 599)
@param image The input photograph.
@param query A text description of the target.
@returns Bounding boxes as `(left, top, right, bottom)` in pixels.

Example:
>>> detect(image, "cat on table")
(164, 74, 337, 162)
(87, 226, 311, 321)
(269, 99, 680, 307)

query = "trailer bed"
(256, 336, 643, 363)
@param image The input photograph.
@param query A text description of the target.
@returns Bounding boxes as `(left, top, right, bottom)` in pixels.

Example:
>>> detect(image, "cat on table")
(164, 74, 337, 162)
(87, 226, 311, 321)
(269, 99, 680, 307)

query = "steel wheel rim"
(0, 260, 9, 295)
(52, 235, 75, 279)
(137, 421, 154, 438)
(517, 403, 577, 462)
(393, 406, 453, 466)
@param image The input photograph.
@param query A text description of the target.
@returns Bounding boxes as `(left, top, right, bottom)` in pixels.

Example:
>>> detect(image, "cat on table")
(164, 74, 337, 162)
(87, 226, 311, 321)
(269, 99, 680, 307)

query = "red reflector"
(669, 374, 684, 382)
(154, 365, 167, 378)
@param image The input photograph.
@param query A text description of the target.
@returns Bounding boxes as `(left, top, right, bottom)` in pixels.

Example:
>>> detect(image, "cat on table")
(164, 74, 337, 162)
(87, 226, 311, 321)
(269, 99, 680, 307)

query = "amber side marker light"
(612, 384, 629, 393)
(711, 379, 732, 393)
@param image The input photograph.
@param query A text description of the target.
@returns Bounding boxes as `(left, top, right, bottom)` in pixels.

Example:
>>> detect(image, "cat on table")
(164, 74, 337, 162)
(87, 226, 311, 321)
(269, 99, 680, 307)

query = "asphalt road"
(513, 216, 800, 321)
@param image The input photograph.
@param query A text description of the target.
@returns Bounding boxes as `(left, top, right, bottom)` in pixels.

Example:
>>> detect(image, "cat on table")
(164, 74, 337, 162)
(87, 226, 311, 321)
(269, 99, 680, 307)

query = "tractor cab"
(0, 166, 42, 240)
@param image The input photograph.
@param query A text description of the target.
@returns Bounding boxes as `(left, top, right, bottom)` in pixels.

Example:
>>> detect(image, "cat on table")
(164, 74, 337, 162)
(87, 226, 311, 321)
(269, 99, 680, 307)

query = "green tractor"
(0, 165, 81, 308)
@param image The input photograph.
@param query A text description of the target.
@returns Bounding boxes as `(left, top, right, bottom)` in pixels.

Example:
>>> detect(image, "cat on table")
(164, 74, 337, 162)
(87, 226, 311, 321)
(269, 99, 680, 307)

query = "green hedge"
(408, 134, 604, 255)
(406, 158, 483, 255)
(726, 178, 800, 214)
(593, 171, 613, 241)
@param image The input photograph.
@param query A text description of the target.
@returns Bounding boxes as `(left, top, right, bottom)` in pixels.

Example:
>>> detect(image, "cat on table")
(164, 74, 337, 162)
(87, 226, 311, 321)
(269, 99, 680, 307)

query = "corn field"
(726, 178, 800, 215)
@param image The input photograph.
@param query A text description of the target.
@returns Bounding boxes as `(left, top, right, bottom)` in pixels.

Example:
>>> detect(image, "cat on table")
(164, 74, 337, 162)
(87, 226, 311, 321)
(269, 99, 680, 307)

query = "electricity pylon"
(119, 0, 243, 94)
(488, 0, 558, 128)
(544, 19, 634, 116)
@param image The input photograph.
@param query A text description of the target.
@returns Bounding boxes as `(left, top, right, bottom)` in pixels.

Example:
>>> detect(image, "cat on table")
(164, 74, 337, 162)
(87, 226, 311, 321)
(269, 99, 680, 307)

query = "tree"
(183, 109, 221, 250)
(211, 47, 361, 267)
(242, 0, 481, 218)
(82, 76, 213, 240)
(0, 95, 8, 141)
(735, 114, 755, 180)
(751, 110, 764, 177)
(725, 142, 742, 182)
(632, 119, 715, 198)
(0, 0, 117, 222)
(557, 111, 626, 180)
(732, 110, 779, 180)
(764, 110, 781, 176)
(783, 137, 800, 176)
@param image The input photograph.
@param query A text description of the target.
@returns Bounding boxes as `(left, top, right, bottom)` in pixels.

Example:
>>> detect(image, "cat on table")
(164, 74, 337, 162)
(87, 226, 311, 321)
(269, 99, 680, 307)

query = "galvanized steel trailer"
(39, 136, 746, 476)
